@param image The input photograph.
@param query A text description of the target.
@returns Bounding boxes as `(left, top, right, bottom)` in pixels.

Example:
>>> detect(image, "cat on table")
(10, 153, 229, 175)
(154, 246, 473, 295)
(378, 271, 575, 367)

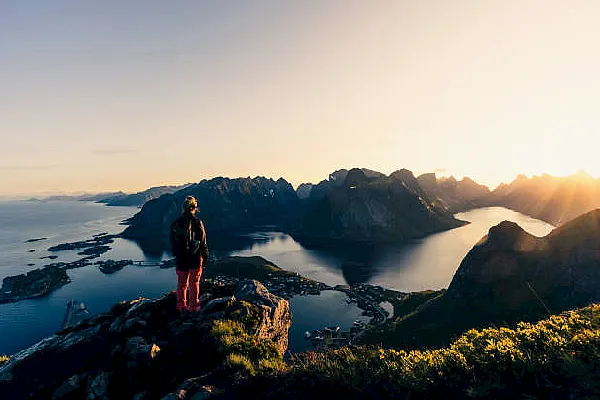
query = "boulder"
(235, 280, 291, 354)
(202, 296, 236, 314)
(235, 280, 275, 307)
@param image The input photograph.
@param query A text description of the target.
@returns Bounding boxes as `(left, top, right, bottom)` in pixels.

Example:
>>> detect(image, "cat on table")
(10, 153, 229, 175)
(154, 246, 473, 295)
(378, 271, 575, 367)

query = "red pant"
(176, 267, 202, 311)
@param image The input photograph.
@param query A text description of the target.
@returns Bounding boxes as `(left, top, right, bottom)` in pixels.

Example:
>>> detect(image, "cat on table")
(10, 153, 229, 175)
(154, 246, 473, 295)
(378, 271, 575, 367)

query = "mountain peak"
(344, 168, 370, 187)
(389, 168, 416, 181)
(571, 169, 595, 182)
(478, 221, 550, 255)
(484, 220, 533, 251)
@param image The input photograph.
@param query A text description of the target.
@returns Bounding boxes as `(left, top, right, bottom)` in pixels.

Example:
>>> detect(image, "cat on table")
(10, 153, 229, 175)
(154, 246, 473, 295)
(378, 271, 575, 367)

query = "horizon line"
(1, 168, 597, 198)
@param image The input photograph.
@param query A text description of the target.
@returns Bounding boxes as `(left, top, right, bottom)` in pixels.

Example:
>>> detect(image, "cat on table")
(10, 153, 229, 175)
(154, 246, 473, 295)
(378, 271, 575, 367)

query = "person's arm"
(196, 219, 209, 262)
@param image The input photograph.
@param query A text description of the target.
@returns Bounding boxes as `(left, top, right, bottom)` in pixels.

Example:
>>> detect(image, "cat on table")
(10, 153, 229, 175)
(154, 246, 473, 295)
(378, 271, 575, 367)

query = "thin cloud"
(92, 149, 135, 156)
(0, 164, 61, 171)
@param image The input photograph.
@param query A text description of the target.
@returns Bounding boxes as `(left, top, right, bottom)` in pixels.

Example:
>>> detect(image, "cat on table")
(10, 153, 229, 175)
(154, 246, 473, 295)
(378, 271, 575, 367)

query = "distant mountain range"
(119, 169, 600, 253)
(418, 170, 600, 226)
(28, 184, 193, 207)
(484, 171, 600, 225)
(26, 170, 600, 229)
(26, 167, 597, 254)
(96, 184, 194, 207)
(27, 192, 124, 202)
(121, 168, 471, 252)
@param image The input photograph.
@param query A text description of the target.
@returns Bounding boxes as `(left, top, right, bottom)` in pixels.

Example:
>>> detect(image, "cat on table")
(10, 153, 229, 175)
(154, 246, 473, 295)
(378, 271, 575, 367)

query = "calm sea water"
(0, 201, 555, 355)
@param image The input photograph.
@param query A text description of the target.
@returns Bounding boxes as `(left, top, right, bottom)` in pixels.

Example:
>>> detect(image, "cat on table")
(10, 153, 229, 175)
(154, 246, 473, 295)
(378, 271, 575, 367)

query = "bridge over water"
(131, 260, 169, 267)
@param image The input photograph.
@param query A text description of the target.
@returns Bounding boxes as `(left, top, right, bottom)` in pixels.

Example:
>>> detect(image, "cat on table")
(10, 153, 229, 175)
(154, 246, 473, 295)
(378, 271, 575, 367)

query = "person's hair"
(182, 196, 198, 212)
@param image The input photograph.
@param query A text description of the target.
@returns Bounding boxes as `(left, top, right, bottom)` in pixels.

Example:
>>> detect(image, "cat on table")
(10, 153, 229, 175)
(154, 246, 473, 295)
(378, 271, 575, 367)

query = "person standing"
(170, 195, 209, 312)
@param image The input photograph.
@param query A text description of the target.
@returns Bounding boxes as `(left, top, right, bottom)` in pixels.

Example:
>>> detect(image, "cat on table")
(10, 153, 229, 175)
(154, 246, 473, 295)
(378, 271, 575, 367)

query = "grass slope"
(230, 303, 600, 399)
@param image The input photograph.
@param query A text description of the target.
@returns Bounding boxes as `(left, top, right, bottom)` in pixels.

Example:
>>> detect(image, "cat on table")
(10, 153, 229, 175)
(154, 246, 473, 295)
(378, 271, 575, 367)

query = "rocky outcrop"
(379, 209, 600, 348)
(0, 279, 291, 400)
(234, 280, 291, 354)
(48, 234, 116, 254)
(292, 168, 467, 244)
(485, 171, 600, 225)
(121, 176, 299, 252)
(417, 173, 491, 213)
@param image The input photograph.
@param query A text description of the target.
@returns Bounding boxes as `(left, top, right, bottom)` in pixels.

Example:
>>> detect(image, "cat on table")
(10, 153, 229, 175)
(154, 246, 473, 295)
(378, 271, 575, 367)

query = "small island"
(25, 237, 48, 243)
(96, 259, 134, 274)
(48, 234, 117, 255)
(0, 266, 70, 303)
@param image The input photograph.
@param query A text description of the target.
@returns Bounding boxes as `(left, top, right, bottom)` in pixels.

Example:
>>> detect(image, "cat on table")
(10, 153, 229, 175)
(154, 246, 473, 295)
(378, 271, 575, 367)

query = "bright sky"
(2, 1, 600, 195)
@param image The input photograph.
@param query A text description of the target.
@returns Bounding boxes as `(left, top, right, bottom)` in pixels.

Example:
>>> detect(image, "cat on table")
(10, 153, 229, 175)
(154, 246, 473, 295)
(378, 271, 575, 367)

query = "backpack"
(171, 216, 199, 257)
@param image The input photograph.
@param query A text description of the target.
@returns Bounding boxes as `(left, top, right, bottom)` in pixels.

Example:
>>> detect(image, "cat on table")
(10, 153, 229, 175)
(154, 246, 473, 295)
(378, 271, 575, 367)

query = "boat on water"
(304, 325, 341, 341)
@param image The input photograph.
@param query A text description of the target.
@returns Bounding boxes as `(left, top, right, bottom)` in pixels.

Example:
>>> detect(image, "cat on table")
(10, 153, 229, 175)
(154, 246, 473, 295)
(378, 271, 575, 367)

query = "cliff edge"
(0, 279, 291, 400)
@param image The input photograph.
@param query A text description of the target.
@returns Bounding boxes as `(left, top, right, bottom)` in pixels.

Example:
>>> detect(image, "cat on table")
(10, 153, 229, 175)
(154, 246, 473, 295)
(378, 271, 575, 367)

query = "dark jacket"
(170, 213, 209, 271)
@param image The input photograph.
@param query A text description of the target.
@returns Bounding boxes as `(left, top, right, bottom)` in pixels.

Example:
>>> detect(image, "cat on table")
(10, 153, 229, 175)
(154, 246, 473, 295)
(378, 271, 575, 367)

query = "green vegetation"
(209, 297, 285, 377)
(211, 319, 285, 376)
(362, 290, 444, 345)
(205, 256, 299, 281)
(389, 289, 444, 319)
(247, 303, 600, 399)
(0, 355, 9, 367)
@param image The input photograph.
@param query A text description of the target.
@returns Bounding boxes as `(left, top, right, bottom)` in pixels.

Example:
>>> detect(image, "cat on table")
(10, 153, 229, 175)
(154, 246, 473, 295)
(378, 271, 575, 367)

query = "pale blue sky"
(2, 1, 600, 195)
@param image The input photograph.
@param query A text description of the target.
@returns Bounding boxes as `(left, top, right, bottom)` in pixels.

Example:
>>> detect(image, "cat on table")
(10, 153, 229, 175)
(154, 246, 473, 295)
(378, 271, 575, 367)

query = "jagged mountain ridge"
(485, 171, 600, 225)
(121, 168, 473, 251)
(417, 173, 491, 213)
(291, 168, 468, 243)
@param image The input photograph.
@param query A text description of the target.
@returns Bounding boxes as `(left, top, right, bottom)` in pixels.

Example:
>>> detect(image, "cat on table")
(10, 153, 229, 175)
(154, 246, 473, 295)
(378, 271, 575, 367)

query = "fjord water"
(0, 201, 554, 355)
(231, 207, 555, 292)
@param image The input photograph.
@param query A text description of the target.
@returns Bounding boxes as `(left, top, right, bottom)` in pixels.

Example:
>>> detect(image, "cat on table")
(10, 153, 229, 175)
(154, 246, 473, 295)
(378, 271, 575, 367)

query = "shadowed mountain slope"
(292, 168, 467, 244)
(121, 176, 298, 251)
(417, 173, 491, 213)
(364, 209, 600, 348)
